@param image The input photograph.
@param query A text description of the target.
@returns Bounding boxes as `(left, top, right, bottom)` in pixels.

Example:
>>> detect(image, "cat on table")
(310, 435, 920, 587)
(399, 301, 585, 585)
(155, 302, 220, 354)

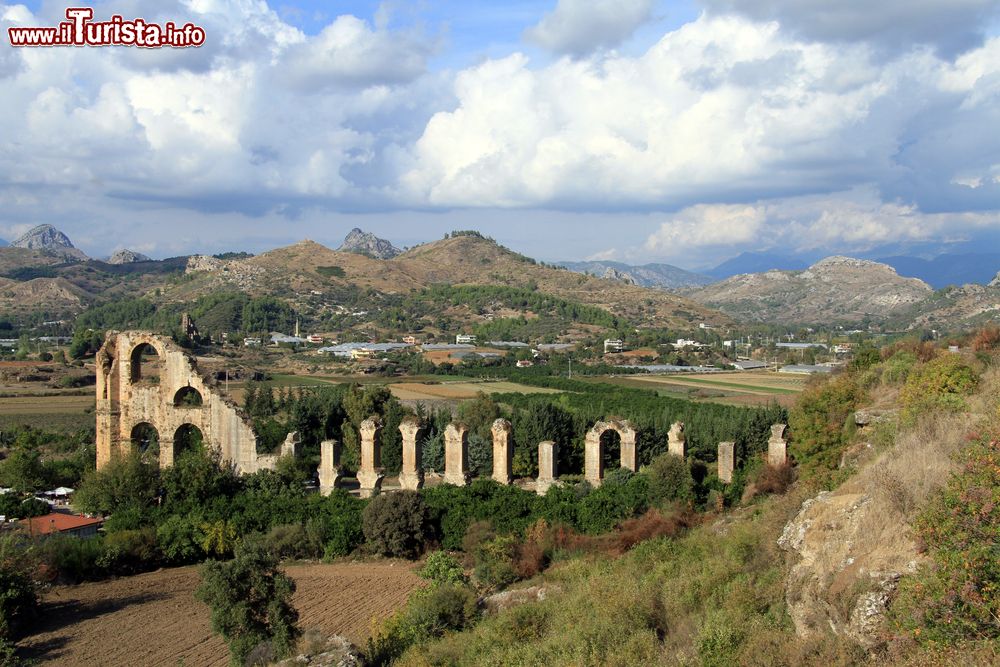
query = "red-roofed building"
(20, 512, 103, 539)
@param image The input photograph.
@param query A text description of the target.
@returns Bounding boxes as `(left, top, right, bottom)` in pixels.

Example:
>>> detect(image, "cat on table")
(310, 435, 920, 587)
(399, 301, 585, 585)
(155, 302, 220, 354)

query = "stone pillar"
(536, 441, 558, 496)
(768, 424, 788, 467)
(619, 422, 638, 472)
(280, 431, 301, 458)
(444, 423, 470, 486)
(357, 417, 385, 498)
(319, 439, 342, 495)
(491, 418, 514, 485)
(584, 425, 604, 487)
(398, 417, 425, 491)
(668, 422, 686, 457)
(718, 442, 735, 484)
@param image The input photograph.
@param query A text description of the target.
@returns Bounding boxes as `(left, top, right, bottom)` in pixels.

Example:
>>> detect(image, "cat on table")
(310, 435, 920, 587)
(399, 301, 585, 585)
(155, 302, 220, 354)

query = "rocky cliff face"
(107, 249, 152, 264)
(337, 228, 401, 259)
(11, 224, 88, 261)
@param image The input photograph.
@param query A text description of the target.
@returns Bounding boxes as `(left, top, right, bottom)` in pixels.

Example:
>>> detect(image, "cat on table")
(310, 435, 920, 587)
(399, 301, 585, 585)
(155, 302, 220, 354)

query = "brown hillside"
(174, 236, 727, 329)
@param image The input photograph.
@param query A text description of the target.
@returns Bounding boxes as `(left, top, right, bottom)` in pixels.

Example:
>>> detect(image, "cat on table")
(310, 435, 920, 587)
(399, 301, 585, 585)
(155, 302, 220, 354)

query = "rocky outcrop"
(684, 255, 932, 324)
(601, 266, 637, 285)
(273, 633, 362, 667)
(10, 224, 88, 261)
(337, 228, 401, 260)
(481, 585, 559, 616)
(778, 490, 921, 648)
(107, 248, 151, 264)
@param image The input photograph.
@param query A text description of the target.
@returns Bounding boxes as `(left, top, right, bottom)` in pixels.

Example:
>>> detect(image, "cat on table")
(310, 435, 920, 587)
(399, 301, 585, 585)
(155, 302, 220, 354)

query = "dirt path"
(21, 560, 423, 666)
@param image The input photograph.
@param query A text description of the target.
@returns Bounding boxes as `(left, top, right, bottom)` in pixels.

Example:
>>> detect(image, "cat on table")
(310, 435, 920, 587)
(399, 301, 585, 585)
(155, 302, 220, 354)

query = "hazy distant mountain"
(875, 253, 1000, 288)
(706, 252, 809, 279)
(337, 228, 401, 259)
(10, 224, 88, 261)
(0, 238, 7, 247)
(107, 249, 152, 264)
(685, 256, 932, 324)
(559, 260, 712, 289)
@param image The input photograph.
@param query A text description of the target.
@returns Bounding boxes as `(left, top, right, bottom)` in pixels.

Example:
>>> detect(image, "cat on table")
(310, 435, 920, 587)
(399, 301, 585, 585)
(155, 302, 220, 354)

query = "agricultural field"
(596, 371, 808, 407)
(21, 561, 423, 666)
(0, 393, 94, 431)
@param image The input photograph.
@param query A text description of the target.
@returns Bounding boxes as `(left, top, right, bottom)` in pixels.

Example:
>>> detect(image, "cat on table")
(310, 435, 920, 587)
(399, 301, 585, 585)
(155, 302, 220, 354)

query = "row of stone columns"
(316, 416, 788, 497)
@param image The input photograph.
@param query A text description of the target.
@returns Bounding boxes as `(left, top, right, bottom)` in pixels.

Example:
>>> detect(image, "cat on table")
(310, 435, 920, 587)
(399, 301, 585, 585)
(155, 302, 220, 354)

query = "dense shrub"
(157, 514, 204, 565)
(197, 540, 300, 666)
(363, 491, 432, 559)
(366, 583, 479, 666)
(788, 374, 866, 477)
(419, 551, 468, 586)
(891, 437, 1000, 643)
(751, 462, 797, 496)
(318, 490, 365, 559)
(645, 453, 694, 507)
(0, 535, 38, 641)
(576, 474, 649, 534)
(473, 535, 519, 590)
(899, 354, 979, 423)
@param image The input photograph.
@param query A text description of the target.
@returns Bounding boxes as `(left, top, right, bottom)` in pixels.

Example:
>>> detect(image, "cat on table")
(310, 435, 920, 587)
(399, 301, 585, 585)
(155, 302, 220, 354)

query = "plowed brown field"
(21, 560, 422, 666)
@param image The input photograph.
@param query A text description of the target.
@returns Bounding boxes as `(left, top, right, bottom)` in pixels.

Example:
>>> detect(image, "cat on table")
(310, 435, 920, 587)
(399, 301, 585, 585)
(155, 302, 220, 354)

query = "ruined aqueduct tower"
(95, 331, 273, 473)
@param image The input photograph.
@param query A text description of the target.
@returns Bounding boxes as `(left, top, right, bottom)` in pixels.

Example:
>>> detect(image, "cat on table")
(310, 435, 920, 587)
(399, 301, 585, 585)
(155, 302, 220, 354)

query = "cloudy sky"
(1, 0, 999, 270)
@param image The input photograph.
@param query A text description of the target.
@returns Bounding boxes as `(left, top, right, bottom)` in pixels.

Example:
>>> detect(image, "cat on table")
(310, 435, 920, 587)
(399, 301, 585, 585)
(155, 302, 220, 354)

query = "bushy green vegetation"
(787, 374, 866, 479)
(899, 353, 979, 424)
(197, 539, 300, 666)
(891, 435, 1000, 644)
(392, 495, 860, 667)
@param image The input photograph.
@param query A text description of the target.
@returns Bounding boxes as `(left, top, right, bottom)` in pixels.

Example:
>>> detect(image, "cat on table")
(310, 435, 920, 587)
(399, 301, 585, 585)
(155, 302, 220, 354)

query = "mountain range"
(1, 224, 999, 330)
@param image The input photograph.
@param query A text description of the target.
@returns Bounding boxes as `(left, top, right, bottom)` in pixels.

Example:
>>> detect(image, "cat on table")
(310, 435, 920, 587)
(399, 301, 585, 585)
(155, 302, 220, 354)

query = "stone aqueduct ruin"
(96, 332, 789, 495)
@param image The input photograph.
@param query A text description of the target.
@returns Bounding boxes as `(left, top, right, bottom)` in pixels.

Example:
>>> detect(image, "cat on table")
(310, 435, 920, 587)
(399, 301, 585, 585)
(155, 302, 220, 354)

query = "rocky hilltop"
(684, 256, 933, 324)
(336, 228, 401, 260)
(107, 249, 151, 264)
(11, 224, 88, 261)
(560, 260, 712, 289)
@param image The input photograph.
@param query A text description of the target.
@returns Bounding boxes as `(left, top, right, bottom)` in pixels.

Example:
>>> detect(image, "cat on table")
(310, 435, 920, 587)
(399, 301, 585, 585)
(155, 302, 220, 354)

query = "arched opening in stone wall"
(130, 422, 159, 458)
(600, 429, 622, 474)
(173, 386, 204, 408)
(174, 423, 204, 457)
(129, 343, 161, 384)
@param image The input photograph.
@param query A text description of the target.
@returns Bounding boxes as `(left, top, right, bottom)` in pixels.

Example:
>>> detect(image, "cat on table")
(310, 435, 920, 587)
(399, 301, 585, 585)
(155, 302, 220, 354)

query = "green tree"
(0, 448, 46, 494)
(196, 540, 300, 666)
(362, 491, 431, 559)
(72, 451, 160, 516)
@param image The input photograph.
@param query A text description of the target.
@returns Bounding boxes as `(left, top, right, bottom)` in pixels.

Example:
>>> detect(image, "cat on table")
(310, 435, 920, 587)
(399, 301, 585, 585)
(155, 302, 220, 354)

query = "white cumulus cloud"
(524, 0, 654, 56)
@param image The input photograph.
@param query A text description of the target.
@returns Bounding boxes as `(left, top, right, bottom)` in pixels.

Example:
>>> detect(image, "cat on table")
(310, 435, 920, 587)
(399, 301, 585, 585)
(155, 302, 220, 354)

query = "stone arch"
(584, 419, 637, 487)
(128, 340, 164, 384)
(173, 386, 204, 408)
(173, 423, 204, 458)
(129, 421, 160, 457)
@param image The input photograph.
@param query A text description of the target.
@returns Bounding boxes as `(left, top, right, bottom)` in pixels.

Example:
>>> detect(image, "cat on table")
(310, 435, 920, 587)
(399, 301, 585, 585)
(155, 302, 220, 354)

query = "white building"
(604, 339, 624, 353)
(456, 334, 477, 344)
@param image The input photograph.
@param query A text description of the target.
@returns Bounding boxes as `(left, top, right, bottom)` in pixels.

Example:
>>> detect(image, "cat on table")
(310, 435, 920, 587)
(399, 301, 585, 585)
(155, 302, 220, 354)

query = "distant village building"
(351, 348, 375, 360)
(21, 512, 103, 539)
(456, 334, 477, 344)
(604, 339, 624, 353)
(731, 359, 768, 370)
(673, 339, 706, 349)
(243, 337, 262, 347)
(402, 335, 419, 345)
(516, 359, 534, 368)
(306, 334, 324, 344)
(779, 364, 834, 374)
